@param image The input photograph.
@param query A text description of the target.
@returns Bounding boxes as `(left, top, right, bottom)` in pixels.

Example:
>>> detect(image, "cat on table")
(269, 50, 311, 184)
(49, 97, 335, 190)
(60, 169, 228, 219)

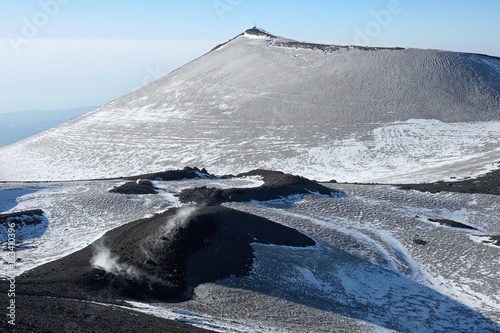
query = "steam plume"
(90, 240, 167, 287)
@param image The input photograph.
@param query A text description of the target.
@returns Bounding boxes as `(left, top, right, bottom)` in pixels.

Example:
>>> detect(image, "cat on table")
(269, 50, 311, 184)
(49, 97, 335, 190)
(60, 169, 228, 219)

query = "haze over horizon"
(2, 0, 500, 114)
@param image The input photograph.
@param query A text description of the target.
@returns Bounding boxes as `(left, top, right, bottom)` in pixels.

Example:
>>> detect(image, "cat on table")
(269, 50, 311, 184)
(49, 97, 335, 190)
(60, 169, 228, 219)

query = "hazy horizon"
(2, 0, 500, 114)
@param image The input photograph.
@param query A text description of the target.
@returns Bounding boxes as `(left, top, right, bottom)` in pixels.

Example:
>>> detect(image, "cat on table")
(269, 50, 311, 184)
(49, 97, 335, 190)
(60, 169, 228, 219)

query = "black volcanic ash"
(109, 167, 217, 194)
(427, 218, 478, 230)
(126, 166, 215, 181)
(0, 209, 48, 243)
(109, 180, 158, 194)
(178, 169, 343, 204)
(14, 206, 315, 303)
(399, 168, 500, 196)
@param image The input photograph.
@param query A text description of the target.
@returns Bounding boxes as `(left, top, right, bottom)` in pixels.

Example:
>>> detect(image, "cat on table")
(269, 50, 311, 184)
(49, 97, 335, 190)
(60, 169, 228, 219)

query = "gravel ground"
(1, 172, 499, 332)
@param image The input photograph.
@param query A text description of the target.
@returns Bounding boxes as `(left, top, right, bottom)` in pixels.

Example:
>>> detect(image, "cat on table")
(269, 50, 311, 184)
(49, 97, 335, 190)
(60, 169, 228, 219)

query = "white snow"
(0, 177, 278, 276)
(0, 181, 179, 276)
(221, 184, 500, 331)
(0, 188, 40, 212)
(243, 32, 268, 40)
(1, 29, 499, 332)
(0, 179, 499, 332)
(1, 34, 499, 183)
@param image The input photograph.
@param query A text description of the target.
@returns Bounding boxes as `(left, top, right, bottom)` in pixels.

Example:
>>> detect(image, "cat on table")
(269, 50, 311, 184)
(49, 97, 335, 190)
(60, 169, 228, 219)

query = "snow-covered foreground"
(0, 178, 261, 276)
(1, 178, 499, 332)
(1, 28, 499, 183)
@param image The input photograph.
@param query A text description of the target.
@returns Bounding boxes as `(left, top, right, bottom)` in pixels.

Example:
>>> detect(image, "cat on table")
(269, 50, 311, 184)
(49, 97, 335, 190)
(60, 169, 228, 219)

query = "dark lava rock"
(273, 40, 404, 53)
(413, 239, 428, 245)
(0, 209, 45, 226)
(398, 168, 500, 195)
(482, 235, 500, 247)
(428, 218, 478, 230)
(178, 169, 342, 204)
(13, 206, 314, 304)
(0, 209, 47, 242)
(245, 27, 277, 38)
(0, 293, 211, 333)
(212, 26, 405, 53)
(109, 181, 157, 194)
(110, 167, 217, 194)
(126, 166, 215, 181)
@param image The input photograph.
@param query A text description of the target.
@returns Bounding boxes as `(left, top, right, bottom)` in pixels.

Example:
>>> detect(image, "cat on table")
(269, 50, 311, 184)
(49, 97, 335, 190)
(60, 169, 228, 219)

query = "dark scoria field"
(1, 168, 499, 332)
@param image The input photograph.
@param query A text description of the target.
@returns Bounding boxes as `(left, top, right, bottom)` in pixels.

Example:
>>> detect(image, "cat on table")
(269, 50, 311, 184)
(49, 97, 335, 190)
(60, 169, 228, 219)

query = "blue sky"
(1, 0, 499, 114)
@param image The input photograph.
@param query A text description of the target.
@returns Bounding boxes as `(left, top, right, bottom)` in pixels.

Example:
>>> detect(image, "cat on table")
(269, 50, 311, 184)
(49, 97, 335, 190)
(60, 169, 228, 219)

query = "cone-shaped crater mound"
(15, 206, 315, 303)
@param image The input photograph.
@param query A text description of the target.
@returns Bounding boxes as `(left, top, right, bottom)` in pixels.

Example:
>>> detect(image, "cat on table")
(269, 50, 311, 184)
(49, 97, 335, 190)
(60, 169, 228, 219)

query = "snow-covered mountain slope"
(1, 28, 500, 182)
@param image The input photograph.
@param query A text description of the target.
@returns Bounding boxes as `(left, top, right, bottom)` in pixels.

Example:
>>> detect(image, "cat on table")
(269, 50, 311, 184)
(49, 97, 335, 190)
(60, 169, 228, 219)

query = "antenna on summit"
(254, 22, 257, 29)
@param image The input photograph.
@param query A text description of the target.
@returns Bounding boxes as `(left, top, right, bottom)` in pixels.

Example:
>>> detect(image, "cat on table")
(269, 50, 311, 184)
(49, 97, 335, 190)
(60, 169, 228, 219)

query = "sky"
(1, 0, 500, 114)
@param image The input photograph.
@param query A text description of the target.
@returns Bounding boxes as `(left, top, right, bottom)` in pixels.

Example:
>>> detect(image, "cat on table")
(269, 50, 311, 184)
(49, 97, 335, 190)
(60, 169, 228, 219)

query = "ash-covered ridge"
(244, 27, 278, 38)
(178, 169, 342, 204)
(1, 27, 499, 182)
(13, 205, 315, 302)
(243, 27, 404, 52)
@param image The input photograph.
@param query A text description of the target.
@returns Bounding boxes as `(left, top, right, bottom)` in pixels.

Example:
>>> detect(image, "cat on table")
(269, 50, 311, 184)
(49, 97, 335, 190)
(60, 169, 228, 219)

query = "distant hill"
(0, 27, 499, 182)
(0, 106, 98, 147)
